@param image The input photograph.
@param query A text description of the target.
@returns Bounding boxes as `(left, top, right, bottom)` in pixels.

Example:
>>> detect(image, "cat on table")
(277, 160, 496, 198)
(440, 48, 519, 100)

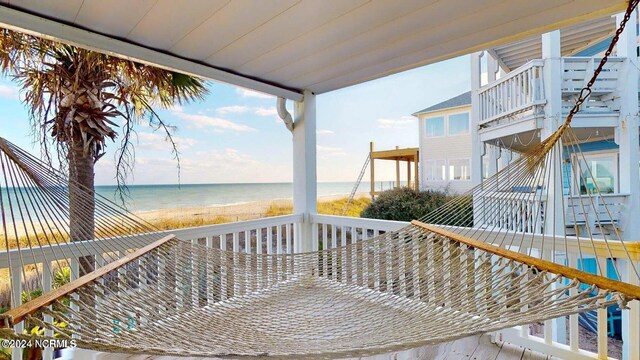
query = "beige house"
(413, 92, 473, 194)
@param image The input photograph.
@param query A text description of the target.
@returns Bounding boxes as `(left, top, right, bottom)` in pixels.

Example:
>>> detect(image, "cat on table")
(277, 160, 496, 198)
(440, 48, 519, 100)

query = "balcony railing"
(2, 214, 638, 360)
(478, 60, 545, 126)
(561, 57, 624, 113)
(477, 191, 545, 234)
(479, 57, 626, 128)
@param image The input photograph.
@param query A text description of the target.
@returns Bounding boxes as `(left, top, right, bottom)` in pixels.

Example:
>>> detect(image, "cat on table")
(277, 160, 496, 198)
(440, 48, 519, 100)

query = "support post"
(370, 142, 375, 199)
(541, 30, 563, 235)
(541, 29, 566, 344)
(407, 160, 411, 189)
(499, 148, 512, 171)
(470, 52, 483, 187)
(395, 146, 400, 188)
(615, 11, 640, 242)
(616, 9, 640, 360)
(487, 144, 499, 177)
(487, 52, 498, 83)
(414, 154, 419, 191)
(293, 90, 317, 253)
(470, 52, 484, 230)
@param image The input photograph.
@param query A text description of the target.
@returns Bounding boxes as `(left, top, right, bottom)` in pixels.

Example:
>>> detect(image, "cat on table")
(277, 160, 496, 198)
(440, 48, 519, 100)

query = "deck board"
(72, 333, 561, 360)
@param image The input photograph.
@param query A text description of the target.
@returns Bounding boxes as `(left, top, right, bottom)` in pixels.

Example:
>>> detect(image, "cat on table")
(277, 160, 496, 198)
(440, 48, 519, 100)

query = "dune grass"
(266, 197, 371, 218)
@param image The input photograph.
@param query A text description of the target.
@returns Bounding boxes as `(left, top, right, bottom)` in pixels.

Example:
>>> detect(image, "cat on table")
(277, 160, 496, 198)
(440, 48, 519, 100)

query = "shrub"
(360, 187, 473, 226)
(360, 188, 447, 222)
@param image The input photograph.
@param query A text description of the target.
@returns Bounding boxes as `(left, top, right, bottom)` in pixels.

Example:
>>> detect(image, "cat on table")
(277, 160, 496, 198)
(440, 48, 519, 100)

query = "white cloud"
(136, 132, 198, 151)
(236, 88, 273, 99)
(317, 130, 334, 135)
(0, 84, 19, 100)
(254, 107, 277, 117)
(109, 146, 292, 184)
(216, 105, 250, 114)
(317, 145, 347, 156)
(167, 104, 184, 113)
(376, 116, 416, 129)
(172, 111, 256, 132)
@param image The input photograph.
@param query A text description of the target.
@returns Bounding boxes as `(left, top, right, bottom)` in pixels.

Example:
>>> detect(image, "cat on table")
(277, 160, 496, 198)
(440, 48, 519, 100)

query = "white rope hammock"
(1, 2, 640, 357)
(0, 120, 638, 358)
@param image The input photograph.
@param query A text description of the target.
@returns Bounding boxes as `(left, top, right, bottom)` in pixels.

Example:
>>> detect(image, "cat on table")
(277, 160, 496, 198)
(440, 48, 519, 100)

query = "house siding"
(417, 105, 473, 194)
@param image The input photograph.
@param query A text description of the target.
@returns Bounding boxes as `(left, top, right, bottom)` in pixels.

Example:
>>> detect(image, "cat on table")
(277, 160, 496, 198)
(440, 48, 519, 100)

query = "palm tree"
(0, 28, 207, 273)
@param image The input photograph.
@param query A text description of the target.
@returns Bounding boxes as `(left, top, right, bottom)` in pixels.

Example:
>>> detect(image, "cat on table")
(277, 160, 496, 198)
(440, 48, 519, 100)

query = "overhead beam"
(0, 5, 304, 101)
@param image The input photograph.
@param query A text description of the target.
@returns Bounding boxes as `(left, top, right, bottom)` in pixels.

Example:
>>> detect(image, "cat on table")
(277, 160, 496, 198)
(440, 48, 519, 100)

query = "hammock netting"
(2, 2, 640, 357)
(0, 122, 638, 358)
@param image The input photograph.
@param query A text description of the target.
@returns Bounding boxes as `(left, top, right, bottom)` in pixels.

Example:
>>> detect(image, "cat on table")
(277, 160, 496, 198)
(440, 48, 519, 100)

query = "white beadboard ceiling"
(0, 0, 627, 99)
(492, 16, 618, 71)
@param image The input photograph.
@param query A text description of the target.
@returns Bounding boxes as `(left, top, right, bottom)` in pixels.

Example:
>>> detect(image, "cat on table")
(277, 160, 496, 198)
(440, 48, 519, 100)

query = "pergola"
(369, 142, 419, 198)
(0, 0, 627, 251)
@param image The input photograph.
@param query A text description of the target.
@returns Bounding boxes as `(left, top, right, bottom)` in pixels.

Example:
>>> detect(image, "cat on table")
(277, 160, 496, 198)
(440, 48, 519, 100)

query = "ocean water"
(0, 181, 400, 216)
(91, 181, 399, 212)
(0, 181, 401, 230)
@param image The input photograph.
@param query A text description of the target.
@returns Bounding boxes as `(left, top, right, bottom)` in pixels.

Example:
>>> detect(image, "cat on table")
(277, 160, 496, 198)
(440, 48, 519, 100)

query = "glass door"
(571, 152, 618, 195)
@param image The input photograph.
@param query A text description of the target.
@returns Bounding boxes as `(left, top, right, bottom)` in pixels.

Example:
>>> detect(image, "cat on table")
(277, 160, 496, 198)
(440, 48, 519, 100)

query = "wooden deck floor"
(63, 334, 559, 360)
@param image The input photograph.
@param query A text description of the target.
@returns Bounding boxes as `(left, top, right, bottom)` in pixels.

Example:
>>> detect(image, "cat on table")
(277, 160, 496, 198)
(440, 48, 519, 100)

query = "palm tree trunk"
(68, 139, 96, 276)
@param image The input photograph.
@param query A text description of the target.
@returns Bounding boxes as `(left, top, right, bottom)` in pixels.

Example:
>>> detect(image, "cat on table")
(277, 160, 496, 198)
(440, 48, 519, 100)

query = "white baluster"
(568, 253, 579, 352)
(42, 262, 54, 360)
(220, 234, 227, 301)
(266, 227, 273, 287)
(11, 265, 23, 360)
(322, 224, 328, 277)
(597, 256, 608, 358)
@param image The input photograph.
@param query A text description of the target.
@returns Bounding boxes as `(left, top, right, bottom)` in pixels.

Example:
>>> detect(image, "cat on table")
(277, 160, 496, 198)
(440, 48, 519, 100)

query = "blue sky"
(0, 55, 469, 185)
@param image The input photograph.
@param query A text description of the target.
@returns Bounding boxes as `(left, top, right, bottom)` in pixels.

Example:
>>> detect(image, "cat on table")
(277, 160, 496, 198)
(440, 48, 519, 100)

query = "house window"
(425, 116, 445, 137)
(425, 160, 446, 181)
(449, 159, 470, 181)
(572, 153, 617, 194)
(448, 112, 469, 135)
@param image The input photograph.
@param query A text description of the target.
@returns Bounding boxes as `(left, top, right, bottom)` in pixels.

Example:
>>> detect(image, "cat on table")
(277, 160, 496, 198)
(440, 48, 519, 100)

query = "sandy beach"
(134, 193, 368, 224)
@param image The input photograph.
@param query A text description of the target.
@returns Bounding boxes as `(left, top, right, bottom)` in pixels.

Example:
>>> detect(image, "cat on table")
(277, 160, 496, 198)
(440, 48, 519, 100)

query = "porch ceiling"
(490, 16, 618, 72)
(0, 0, 626, 100)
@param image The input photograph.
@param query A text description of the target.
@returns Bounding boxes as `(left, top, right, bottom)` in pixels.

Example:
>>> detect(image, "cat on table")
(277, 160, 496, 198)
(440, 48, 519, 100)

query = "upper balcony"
(478, 57, 626, 144)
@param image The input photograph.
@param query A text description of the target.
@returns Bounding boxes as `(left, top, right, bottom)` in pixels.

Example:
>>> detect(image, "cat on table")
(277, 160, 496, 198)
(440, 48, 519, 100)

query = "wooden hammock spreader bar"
(412, 220, 640, 299)
(2, 234, 176, 327)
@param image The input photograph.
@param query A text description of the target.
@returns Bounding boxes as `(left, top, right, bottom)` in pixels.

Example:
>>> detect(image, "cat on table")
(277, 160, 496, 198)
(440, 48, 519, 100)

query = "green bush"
(360, 187, 473, 226)
(360, 188, 447, 222)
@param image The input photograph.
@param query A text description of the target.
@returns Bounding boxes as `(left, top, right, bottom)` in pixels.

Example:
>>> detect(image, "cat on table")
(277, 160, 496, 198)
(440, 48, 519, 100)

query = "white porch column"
(541, 30, 563, 236)
(487, 55, 498, 83)
(471, 52, 486, 232)
(616, 11, 640, 241)
(498, 148, 512, 171)
(615, 9, 640, 360)
(470, 52, 483, 187)
(487, 144, 499, 177)
(293, 90, 317, 253)
(541, 29, 567, 344)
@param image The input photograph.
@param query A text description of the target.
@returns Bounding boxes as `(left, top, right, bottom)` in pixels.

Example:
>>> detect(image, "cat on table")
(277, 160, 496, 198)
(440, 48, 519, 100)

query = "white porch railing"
(312, 214, 639, 360)
(561, 57, 625, 114)
(497, 253, 639, 360)
(478, 59, 545, 125)
(2, 214, 303, 360)
(2, 214, 638, 360)
(479, 57, 626, 128)
(561, 57, 624, 94)
(477, 191, 545, 234)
